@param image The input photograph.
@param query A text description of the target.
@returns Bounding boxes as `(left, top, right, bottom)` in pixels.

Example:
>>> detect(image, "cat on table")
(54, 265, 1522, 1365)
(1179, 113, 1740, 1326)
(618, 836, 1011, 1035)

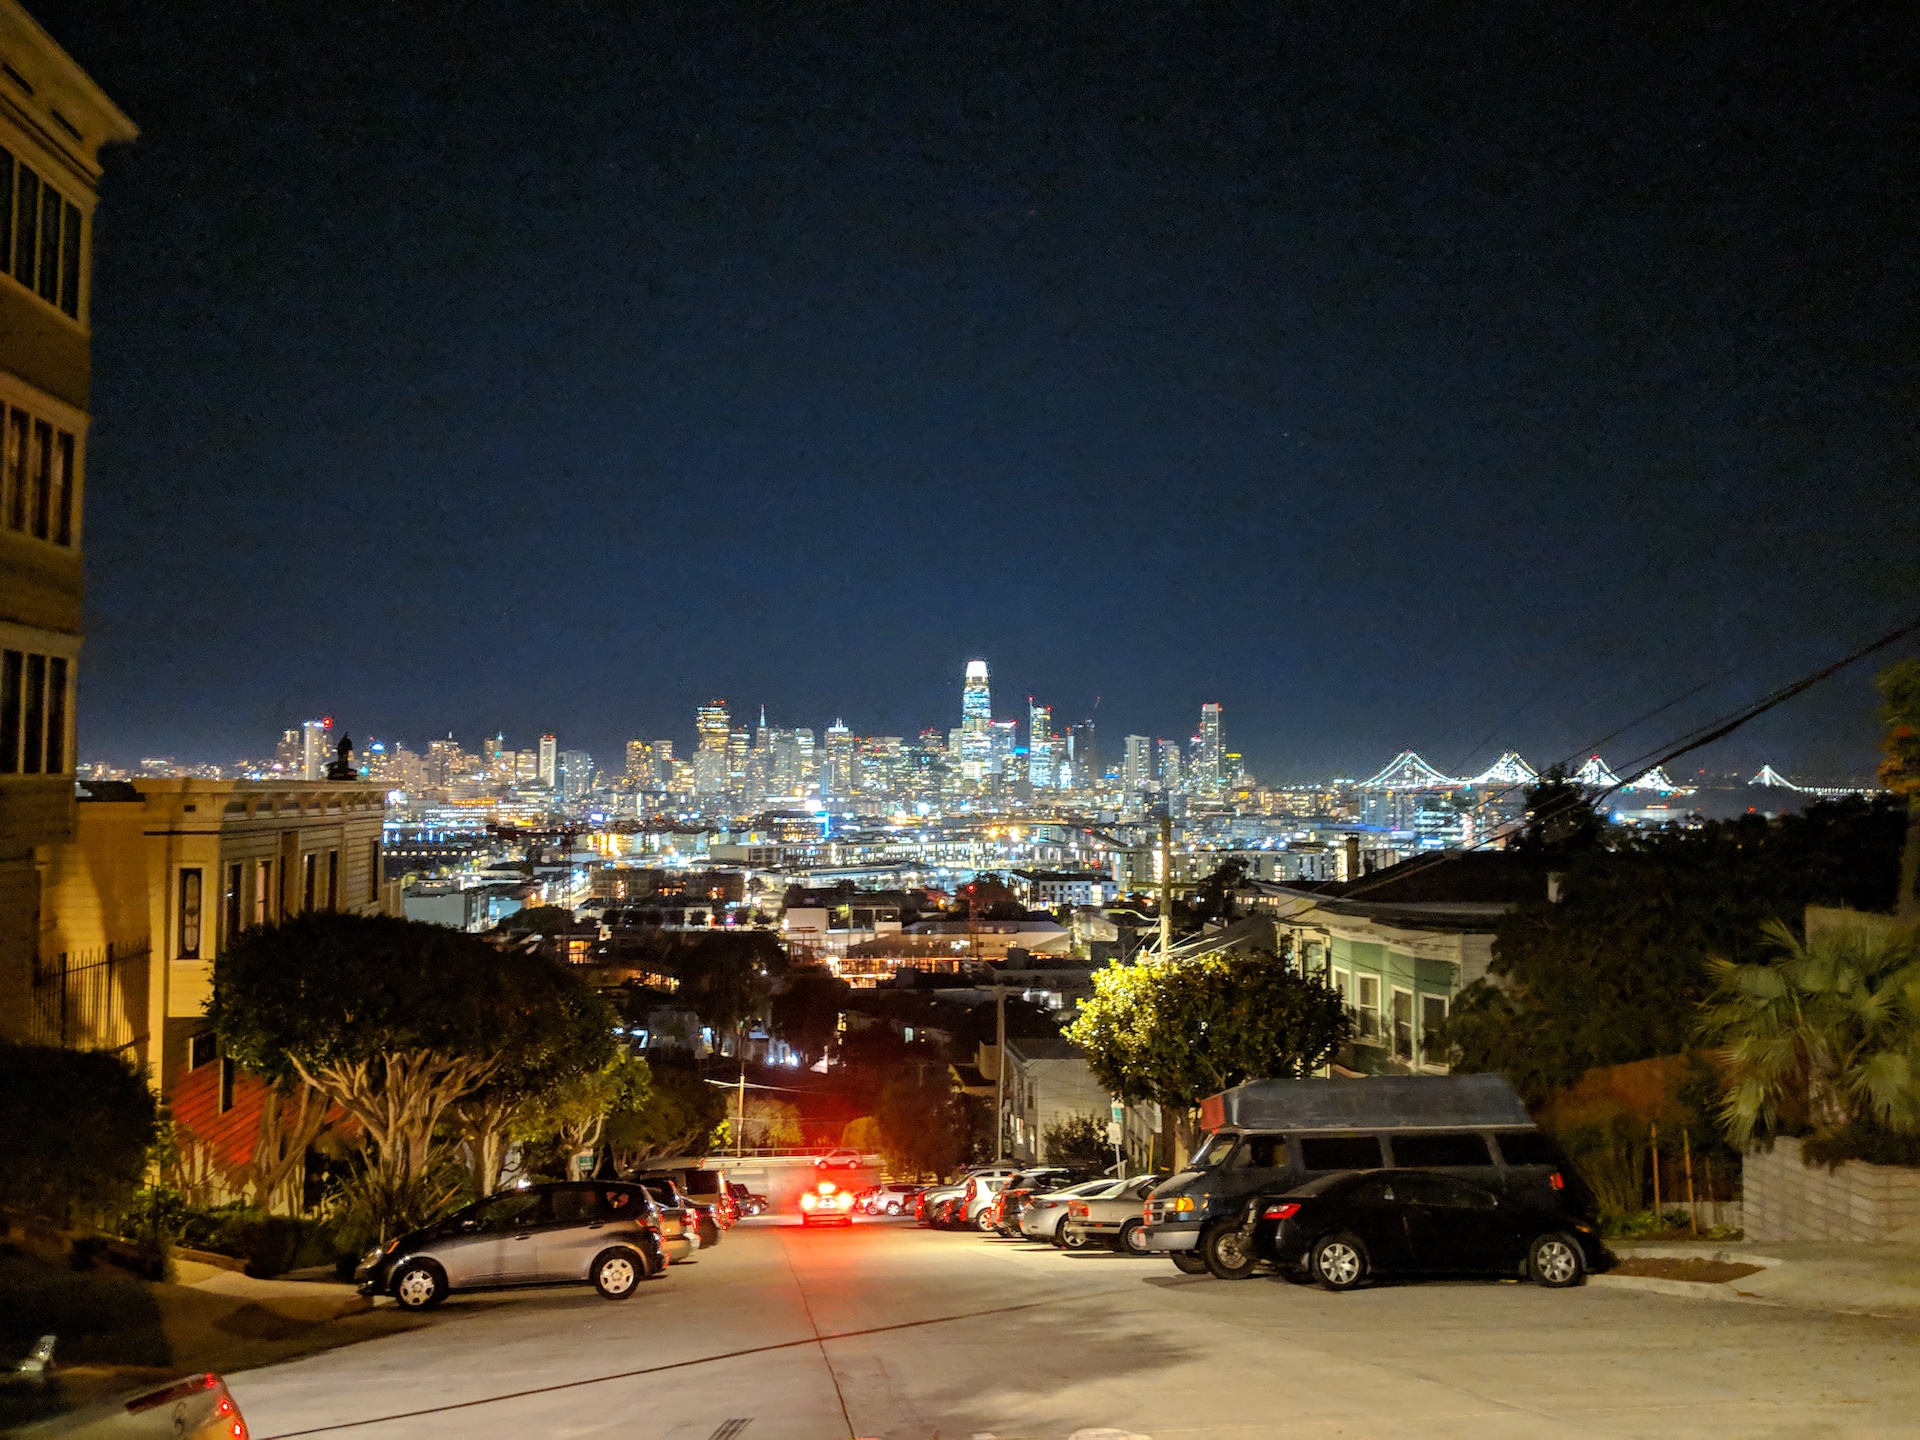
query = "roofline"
(4, 0, 137, 143)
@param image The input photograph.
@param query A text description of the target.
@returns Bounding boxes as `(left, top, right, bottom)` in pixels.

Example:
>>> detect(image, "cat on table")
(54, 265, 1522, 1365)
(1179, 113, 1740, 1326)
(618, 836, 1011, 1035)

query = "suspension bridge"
(1357, 750, 1687, 794)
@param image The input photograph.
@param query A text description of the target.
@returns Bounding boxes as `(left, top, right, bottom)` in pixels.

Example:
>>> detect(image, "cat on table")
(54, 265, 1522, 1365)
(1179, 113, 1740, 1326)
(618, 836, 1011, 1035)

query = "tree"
(604, 1050, 727, 1169)
(1514, 764, 1606, 854)
(1700, 914, 1920, 1147)
(453, 982, 620, 1195)
(1878, 659, 1920, 919)
(212, 913, 610, 1190)
(1041, 1112, 1113, 1172)
(769, 969, 847, 1065)
(875, 1074, 973, 1180)
(0, 1044, 156, 1227)
(1065, 948, 1351, 1162)
(495, 905, 580, 934)
(1445, 798, 1908, 1104)
(518, 1053, 653, 1172)
(231, 1078, 331, 1214)
(677, 943, 773, 1057)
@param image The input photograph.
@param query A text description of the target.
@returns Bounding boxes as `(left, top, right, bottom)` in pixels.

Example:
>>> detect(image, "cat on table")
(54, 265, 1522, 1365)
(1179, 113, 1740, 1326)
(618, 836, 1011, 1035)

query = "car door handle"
(587, 1222, 604, 1230)
(514, 1232, 533, 1240)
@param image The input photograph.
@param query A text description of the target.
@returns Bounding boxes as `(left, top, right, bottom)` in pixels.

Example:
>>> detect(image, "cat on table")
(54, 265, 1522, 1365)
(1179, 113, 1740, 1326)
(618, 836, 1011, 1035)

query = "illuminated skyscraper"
(1197, 703, 1223, 792)
(824, 719, 852, 797)
(1159, 739, 1182, 791)
(302, 718, 332, 780)
(1123, 735, 1152, 793)
(959, 660, 992, 780)
(1027, 701, 1054, 789)
(537, 732, 558, 789)
(693, 701, 730, 797)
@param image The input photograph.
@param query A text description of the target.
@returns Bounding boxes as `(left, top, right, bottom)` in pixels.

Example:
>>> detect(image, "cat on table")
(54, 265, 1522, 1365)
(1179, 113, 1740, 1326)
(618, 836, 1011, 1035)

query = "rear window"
(1390, 1132, 1492, 1168)
(1298, 1135, 1384, 1170)
(1494, 1131, 1562, 1166)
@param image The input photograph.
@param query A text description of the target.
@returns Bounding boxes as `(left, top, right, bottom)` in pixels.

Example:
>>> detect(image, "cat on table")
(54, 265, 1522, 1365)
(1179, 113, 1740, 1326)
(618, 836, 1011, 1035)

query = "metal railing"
(28, 941, 150, 1054)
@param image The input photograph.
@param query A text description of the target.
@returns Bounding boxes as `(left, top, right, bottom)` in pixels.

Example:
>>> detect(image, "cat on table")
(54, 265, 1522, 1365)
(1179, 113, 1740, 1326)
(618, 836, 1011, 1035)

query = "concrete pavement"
(227, 1217, 1920, 1439)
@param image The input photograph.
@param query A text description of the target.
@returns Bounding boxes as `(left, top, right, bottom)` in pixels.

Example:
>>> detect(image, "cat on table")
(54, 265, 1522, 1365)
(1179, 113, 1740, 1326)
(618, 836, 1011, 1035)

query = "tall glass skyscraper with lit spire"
(959, 660, 992, 780)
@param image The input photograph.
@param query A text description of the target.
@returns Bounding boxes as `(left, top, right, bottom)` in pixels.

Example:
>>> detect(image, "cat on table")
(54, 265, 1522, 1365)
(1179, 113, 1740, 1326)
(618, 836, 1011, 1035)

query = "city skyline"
(33, 1, 1915, 783)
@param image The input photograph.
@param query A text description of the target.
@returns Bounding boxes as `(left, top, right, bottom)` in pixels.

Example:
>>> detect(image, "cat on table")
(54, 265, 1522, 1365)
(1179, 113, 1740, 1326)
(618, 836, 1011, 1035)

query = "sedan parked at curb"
(1241, 1170, 1611, 1290)
(356, 1182, 667, 1309)
(1019, 1178, 1133, 1246)
(1061, 1174, 1165, 1253)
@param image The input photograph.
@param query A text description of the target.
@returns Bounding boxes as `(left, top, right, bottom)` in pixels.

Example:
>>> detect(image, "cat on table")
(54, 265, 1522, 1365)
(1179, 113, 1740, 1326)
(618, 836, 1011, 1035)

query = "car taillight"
(1070, 1203, 1087, 1217)
(837, 1193, 854, 1209)
(1262, 1202, 1300, 1220)
(800, 1193, 818, 1210)
(1549, 1171, 1565, 1191)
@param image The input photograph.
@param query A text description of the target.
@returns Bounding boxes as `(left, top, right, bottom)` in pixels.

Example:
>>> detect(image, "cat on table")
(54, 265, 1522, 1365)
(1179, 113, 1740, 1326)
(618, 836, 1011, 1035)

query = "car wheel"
(975, 1208, 998, 1232)
(886, 1201, 901, 1215)
(1203, 1223, 1259, 1280)
(1114, 1218, 1149, 1255)
(1170, 1252, 1210, 1275)
(1057, 1216, 1089, 1250)
(1529, 1233, 1586, 1289)
(593, 1248, 644, 1299)
(1311, 1234, 1369, 1292)
(391, 1260, 447, 1310)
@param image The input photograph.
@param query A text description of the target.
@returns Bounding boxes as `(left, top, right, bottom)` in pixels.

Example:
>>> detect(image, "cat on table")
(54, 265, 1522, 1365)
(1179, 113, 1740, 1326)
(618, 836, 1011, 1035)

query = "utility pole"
(735, 1022, 747, 1160)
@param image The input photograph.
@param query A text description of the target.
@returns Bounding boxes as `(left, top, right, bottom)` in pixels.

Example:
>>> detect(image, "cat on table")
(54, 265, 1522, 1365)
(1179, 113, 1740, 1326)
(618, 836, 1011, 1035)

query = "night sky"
(39, 1, 1918, 781)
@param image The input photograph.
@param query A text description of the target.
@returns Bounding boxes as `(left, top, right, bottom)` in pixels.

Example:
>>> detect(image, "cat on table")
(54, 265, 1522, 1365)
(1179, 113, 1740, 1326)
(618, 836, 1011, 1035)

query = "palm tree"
(1700, 914, 1920, 1147)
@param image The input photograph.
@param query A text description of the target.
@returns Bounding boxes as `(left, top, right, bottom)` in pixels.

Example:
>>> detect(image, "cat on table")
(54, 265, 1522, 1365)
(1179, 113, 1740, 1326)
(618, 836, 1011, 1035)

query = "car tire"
(593, 1248, 645, 1299)
(1202, 1223, 1259, 1280)
(1170, 1251, 1210, 1275)
(886, 1201, 901, 1216)
(1114, 1218, 1149, 1255)
(1057, 1216, 1089, 1250)
(1529, 1233, 1586, 1289)
(391, 1259, 447, 1310)
(1311, 1234, 1369, 1292)
(975, 1208, 998, 1233)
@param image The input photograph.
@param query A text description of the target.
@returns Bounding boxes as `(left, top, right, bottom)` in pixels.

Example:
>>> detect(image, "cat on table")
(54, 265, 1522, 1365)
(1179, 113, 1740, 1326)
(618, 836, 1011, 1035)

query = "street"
(227, 1217, 1920, 1440)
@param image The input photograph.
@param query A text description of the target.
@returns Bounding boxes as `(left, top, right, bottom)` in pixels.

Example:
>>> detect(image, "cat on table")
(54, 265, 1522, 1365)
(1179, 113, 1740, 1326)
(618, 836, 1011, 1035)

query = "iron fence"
(28, 940, 149, 1054)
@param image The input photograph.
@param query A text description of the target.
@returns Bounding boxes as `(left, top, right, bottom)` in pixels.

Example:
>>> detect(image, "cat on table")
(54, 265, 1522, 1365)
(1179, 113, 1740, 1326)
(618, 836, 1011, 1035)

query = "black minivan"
(1140, 1074, 1594, 1278)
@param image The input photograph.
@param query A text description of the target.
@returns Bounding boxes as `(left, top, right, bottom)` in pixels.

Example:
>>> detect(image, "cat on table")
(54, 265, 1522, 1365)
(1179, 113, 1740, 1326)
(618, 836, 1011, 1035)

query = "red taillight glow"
(1262, 1202, 1301, 1220)
(1070, 1203, 1087, 1217)
(800, 1193, 818, 1210)
(836, 1193, 854, 1210)
(1549, 1172, 1565, 1191)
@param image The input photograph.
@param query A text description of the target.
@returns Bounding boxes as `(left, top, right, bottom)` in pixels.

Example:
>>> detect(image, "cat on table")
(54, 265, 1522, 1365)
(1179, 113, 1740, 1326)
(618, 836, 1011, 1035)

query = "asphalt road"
(230, 1217, 1920, 1440)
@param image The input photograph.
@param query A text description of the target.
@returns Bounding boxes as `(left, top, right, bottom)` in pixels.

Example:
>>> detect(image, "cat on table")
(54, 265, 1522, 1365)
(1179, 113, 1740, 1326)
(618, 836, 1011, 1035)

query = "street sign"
(1107, 1120, 1124, 1145)
(1111, 1101, 1125, 1125)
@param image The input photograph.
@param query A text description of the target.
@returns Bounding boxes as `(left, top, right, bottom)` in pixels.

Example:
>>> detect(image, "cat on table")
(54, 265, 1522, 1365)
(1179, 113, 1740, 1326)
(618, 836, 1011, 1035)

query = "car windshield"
(1186, 1132, 1236, 1169)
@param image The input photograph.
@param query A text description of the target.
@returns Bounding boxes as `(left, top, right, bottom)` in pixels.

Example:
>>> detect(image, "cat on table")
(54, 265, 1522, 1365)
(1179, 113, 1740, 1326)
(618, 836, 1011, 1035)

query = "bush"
(1800, 1121, 1920, 1170)
(0, 1045, 157, 1229)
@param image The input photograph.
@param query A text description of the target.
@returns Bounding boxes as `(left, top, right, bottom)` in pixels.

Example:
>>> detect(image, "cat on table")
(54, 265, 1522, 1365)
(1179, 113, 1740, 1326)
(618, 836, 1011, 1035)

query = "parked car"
(800, 1179, 857, 1226)
(1060, 1174, 1164, 1251)
(635, 1175, 720, 1252)
(917, 1166, 1016, 1227)
(18, 1369, 248, 1438)
(1238, 1169, 1611, 1290)
(859, 1182, 926, 1215)
(814, 1147, 865, 1170)
(729, 1181, 769, 1216)
(1020, 1177, 1132, 1245)
(1140, 1075, 1593, 1278)
(355, 1182, 667, 1308)
(991, 1167, 1078, 1236)
(652, 1165, 738, 1227)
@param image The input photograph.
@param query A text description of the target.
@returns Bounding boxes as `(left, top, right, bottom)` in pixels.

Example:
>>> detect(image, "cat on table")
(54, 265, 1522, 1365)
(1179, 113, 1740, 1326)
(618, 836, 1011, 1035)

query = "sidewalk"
(1599, 1239, 1920, 1320)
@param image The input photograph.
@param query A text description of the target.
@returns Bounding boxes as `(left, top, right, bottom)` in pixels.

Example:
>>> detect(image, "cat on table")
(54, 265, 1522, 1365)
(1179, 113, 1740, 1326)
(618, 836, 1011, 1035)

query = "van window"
(1298, 1135, 1383, 1170)
(1494, 1131, 1562, 1166)
(1391, 1132, 1492, 1168)
(1224, 1136, 1289, 1171)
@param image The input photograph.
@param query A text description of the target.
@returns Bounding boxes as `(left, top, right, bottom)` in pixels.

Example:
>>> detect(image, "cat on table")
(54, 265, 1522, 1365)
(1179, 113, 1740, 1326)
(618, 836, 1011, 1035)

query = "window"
(326, 849, 339, 910)
(189, 1031, 219, 1070)
(1390, 1132, 1491, 1168)
(1348, 1174, 1397, 1204)
(254, 858, 274, 925)
(1394, 1172, 1496, 1209)
(549, 1186, 597, 1226)
(368, 838, 381, 901)
(473, 1190, 545, 1233)
(218, 1057, 236, 1114)
(1, 405, 78, 546)
(1391, 988, 1414, 1062)
(1421, 994, 1449, 1064)
(302, 851, 317, 911)
(1494, 1132, 1564, 1168)
(1355, 974, 1381, 1040)
(1299, 1135, 1384, 1171)
(0, 646, 72, 777)
(1330, 966, 1349, 1004)
(0, 153, 84, 320)
(177, 868, 203, 959)
(223, 862, 243, 941)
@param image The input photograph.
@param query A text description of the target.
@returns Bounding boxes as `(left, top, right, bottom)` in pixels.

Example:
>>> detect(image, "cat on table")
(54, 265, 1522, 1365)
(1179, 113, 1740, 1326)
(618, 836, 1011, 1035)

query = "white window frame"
(1390, 986, 1416, 1063)
(1420, 992, 1450, 1069)
(1355, 974, 1382, 1042)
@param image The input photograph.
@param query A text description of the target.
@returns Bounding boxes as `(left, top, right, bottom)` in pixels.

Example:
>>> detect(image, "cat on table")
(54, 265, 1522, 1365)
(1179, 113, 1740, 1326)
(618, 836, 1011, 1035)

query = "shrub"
(1799, 1121, 1920, 1170)
(0, 1045, 157, 1228)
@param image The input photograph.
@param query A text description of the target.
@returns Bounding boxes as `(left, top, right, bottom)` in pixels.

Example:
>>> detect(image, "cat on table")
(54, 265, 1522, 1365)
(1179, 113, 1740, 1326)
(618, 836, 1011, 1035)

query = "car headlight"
(1164, 1195, 1197, 1215)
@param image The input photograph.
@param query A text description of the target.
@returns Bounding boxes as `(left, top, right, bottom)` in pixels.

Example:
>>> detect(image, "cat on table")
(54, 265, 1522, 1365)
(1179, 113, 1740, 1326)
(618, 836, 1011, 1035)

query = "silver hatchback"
(356, 1182, 668, 1308)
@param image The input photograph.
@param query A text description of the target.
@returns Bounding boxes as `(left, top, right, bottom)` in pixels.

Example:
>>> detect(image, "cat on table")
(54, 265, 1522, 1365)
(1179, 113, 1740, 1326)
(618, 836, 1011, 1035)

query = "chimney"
(1343, 834, 1361, 883)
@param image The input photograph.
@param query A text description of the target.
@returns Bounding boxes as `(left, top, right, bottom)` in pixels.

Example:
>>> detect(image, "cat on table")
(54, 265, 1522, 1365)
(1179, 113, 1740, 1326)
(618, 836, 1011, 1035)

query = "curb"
(1589, 1274, 1779, 1305)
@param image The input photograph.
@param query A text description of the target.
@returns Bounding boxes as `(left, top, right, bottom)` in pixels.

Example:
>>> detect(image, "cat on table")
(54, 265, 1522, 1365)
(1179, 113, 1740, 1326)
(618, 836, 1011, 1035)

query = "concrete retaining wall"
(1745, 1138, 1920, 1243)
